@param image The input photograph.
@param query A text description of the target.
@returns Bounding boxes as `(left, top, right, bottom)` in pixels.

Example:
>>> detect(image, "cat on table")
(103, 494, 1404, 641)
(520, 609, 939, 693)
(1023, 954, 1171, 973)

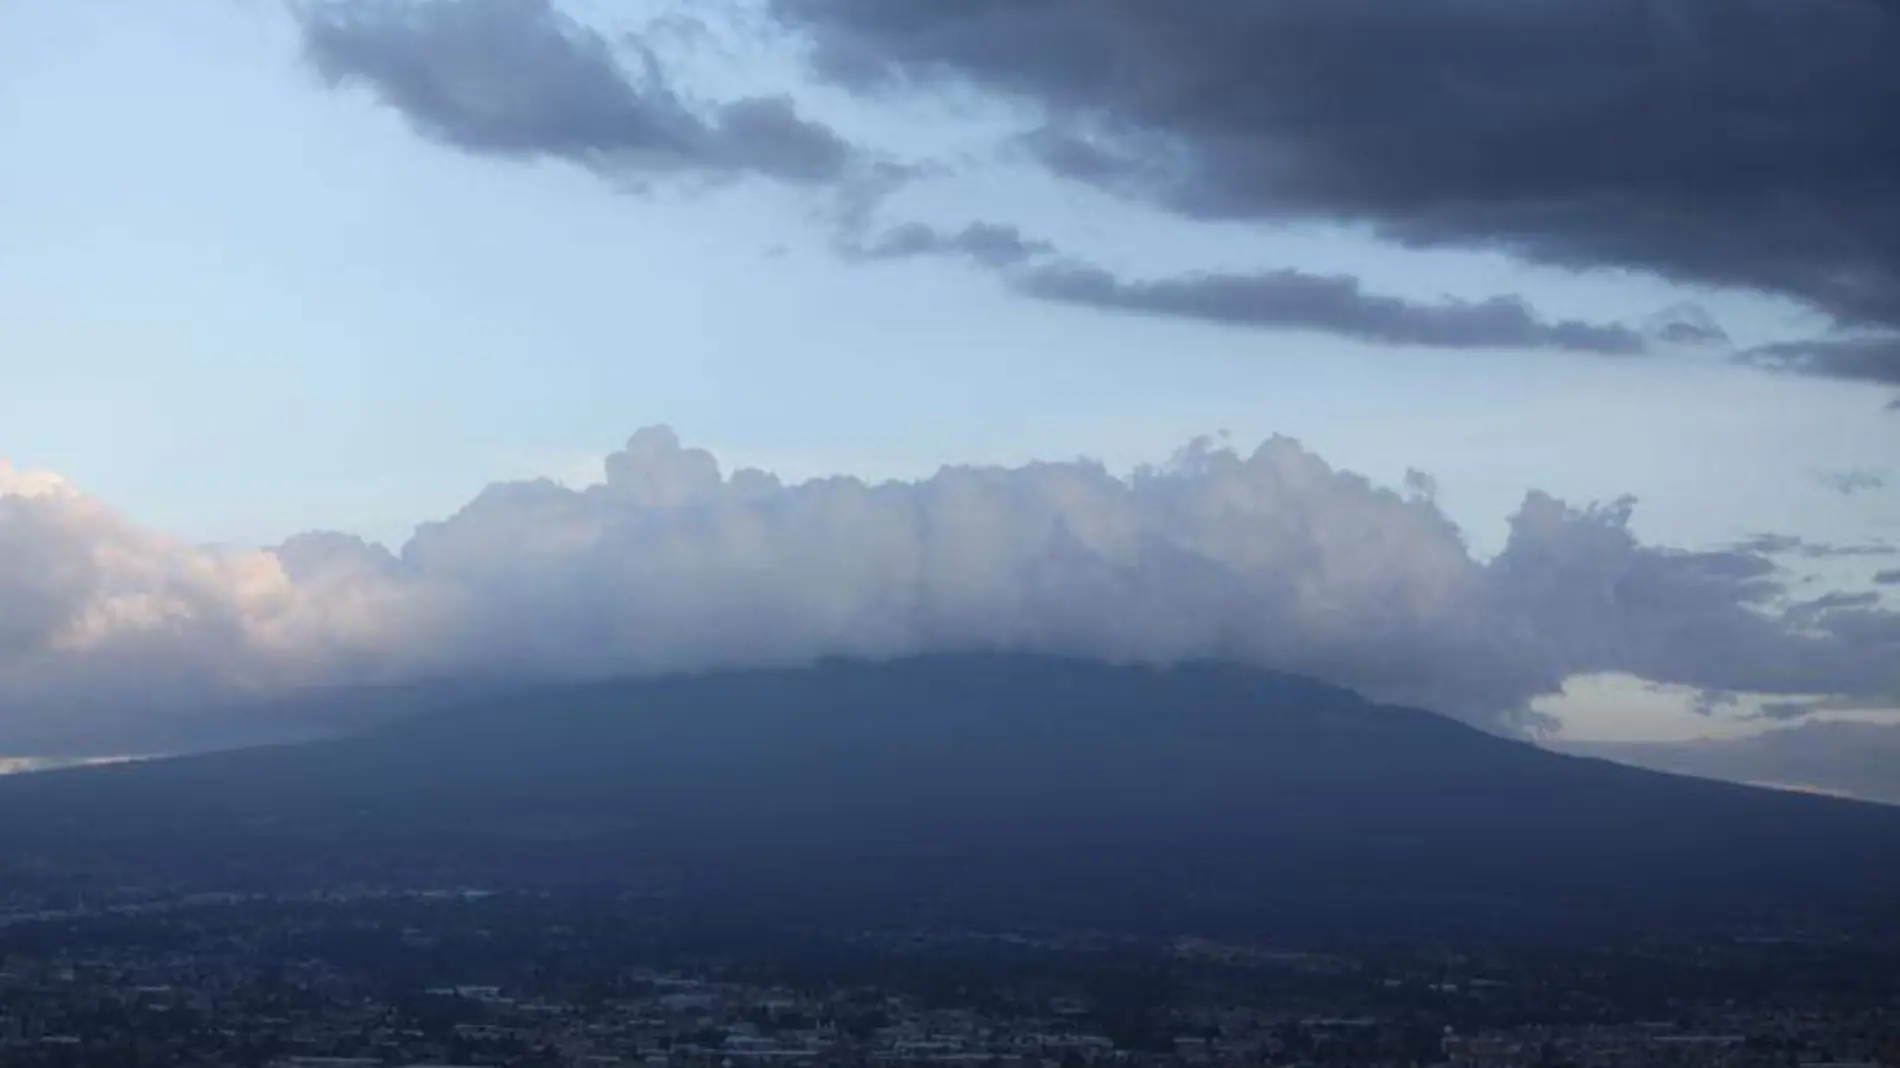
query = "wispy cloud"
(1014, 262, 1647, 354)
(842, 221, 1649, 354)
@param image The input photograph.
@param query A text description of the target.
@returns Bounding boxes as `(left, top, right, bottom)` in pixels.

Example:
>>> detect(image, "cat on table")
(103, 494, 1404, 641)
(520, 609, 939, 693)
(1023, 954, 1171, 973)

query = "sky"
(2, 0, 1898, 792)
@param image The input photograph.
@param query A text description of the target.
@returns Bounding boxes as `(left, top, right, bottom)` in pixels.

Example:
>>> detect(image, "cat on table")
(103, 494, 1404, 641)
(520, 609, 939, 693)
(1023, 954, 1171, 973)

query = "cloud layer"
(299, 0, 1697, 365)
(288, 1, 1900, 384)
(778, 0, 1900, 383)
(3, 432, 1896, 756)
(1565, 721, 1900, 807)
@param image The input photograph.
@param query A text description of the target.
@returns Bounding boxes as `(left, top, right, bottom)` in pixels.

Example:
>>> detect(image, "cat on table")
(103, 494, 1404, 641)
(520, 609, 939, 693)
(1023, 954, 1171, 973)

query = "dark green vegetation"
(3, 656, 1897, 939)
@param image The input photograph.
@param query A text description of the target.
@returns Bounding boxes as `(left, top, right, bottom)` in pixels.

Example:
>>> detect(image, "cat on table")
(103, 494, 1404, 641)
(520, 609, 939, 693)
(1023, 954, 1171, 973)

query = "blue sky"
(2, 0, 1898, 767)
(4, 0, 1893, 551)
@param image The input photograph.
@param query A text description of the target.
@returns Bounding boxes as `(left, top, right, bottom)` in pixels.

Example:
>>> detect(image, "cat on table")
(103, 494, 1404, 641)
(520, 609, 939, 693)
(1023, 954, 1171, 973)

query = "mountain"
(0, 679, 505, 764)
(4, 655, 1898, 939)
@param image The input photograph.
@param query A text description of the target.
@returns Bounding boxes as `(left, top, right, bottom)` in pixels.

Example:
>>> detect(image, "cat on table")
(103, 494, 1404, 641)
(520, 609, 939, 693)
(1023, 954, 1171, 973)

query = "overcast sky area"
(2, 0, 1898, 795)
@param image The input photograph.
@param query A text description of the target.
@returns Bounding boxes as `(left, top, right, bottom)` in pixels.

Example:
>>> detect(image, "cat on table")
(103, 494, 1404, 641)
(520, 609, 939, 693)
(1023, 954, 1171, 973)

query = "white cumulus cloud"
(1, 430, 1895, 756)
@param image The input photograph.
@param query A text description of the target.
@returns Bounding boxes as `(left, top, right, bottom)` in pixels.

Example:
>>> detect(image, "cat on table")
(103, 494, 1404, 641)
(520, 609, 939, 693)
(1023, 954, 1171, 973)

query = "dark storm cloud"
(294, 1, 1875, 366)
(1015, 263, 1649, 354)
(300, 0, 853, 183)
(780, 0, 1900, 377)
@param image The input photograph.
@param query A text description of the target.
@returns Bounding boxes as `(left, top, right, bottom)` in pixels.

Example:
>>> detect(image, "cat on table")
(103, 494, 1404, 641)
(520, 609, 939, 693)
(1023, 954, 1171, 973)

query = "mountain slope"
(4, 655, 1897, 937)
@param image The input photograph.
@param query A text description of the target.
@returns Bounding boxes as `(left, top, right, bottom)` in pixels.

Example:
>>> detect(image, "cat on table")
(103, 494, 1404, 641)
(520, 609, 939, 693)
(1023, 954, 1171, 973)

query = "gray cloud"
(1814, 468, 1888, 496)
(1731, 533, 1896, 560)
(1742, 336, 1900, 387)
(1736, 533, 1806, 555)
(847, 221, 1645, 352)
(710, 94, 856, 182)
(1875, 569, 1900, 586)
(294, 2, 1822, 365)
(300, 0, 853, 184)
(1564, 721, 1900, 807)
(3, 431, 1899, 757)
(1658, 321, 1728, 347)
(1787, 591, 1884, 629)
(1485, 499, 1898, 704)
(1759, 700, 1827, 723)
(0, 492, 99, 659)
(780, 0, 1900, 378)
(275, 531, 403, 583)
(1646, 303, 1730, 347)
(1802, 591, 1884, 611)
(843, 220, 1054, 269)
(1014, 262, 1648, 354)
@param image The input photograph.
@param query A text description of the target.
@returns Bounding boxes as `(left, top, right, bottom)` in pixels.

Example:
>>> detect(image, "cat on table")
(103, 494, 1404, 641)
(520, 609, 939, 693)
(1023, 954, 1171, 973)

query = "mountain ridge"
(3, 655, 1897, 938)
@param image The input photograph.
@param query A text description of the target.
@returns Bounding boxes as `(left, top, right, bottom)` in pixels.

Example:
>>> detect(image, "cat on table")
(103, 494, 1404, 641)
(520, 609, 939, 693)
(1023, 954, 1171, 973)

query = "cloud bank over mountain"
(2, 432, 1894, 756)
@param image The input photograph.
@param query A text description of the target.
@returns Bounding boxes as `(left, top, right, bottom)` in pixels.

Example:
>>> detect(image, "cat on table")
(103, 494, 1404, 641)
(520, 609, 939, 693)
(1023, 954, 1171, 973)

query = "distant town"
(2, 889, 1895, 1068)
